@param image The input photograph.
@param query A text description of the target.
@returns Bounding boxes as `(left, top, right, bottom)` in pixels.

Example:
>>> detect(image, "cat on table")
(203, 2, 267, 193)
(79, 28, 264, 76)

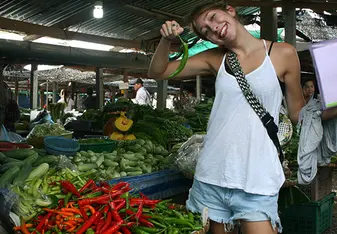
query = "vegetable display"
(72, 139, 171, 180)
(14, 181, 206, 234)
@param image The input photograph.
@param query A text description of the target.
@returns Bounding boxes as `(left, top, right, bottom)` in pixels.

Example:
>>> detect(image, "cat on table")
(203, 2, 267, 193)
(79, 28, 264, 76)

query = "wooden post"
(30, 64, 38, 109)
(283, 2, 296, 46)
(0, 64, 5, 125)
(96, 67, 104, 110)
(123, 70, 129, 99)
(156, 80, 168, 110)
(260, 7, 278, 41)
(52, 82, 57, 103)
(196, 75, 202, 101)
(15, 79, 19, 102)
(40, 89, 44, 109)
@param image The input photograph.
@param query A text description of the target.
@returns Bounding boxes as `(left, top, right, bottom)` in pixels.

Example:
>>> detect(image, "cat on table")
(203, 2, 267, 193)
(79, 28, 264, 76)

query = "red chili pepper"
(20, 217, 31, 234)
(141, 214, 152, 219)
(139, 218, 155, 228)
(79, 194, 111, 206)
(104, 220, 123, 234)
(135, 202, 143, 220)
(60, 180, 81, 197)
(79, 205, 88, 221)
(130, 198, 160, 206)
(110, 202, 123, 222)
(96, 219, 105, 234)
(33, 212, 53, 233)
(79, 179, 96, 193)
(99, 212, 111, 234)
(76, 211, 101, 234)
(95, 219, 106, 234)
(100, 186, 111, 194)
(126, 222, 136, 228)
(115, 200, 126, 211)
(121, 227, 132, 234)
(111, 182, 129, 191)
(139, 192, 149, 200)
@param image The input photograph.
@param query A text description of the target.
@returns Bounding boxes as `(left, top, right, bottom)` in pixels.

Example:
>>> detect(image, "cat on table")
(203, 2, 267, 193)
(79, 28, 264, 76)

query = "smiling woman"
(148, 1, 305, 234)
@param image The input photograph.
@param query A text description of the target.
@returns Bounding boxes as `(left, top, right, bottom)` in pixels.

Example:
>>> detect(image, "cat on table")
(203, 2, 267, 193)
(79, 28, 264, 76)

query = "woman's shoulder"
(270, 41, 297, 57)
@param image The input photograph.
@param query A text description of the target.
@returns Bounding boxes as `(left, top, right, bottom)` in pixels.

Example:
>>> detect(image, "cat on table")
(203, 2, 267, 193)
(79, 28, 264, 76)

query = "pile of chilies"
(14, 180, 203, 234)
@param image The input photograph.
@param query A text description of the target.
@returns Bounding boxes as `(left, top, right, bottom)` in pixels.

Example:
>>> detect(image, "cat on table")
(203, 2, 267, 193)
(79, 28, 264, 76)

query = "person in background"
(133, 78, 151, 105)
(3, 82, 20, 133)
(83, 87, 97, 110)
(58, 89, 74, 112)
(302, 78, 337, 120)
(302, 77, 317, 104)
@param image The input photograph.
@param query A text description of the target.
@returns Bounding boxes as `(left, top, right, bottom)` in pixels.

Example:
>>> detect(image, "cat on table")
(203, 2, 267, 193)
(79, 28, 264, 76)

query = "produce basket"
(299, 167, 333, 201)
(27, 132, 73, 148)
(281, 192, 335, 234)
(168, 203, 210, 234)
(44, 136, 79, 156)
(78, 139, 117, 153)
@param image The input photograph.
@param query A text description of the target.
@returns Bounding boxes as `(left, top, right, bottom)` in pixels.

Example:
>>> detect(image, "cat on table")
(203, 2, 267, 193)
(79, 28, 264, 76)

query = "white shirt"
(195, 42, 285, 196)
(58, 98, 75, 112)
(135, 87, 151, 105)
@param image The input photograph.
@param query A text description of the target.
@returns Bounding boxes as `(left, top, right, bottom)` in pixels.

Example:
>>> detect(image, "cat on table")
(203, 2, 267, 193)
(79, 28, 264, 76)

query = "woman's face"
(302, 81, 315, 99)
(194, 7, 238, 46)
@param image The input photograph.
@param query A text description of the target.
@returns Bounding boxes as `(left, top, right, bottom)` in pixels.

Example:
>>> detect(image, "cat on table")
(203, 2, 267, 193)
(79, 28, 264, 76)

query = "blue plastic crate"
(107, 170, 192, 199)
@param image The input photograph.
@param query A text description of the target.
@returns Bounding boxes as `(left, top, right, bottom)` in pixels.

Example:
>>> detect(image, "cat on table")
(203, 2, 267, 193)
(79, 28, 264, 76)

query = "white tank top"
(194, 40, 285, 196)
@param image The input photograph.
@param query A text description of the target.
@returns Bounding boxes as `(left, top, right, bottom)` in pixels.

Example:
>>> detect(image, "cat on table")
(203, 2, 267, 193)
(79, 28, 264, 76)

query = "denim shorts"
(186, 179, 282, 233)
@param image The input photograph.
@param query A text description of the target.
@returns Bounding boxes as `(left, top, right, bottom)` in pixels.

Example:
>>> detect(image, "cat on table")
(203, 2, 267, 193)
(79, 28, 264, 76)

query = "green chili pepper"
(168, 35, 188, 78)
(148, 218, 167, 228)
(164, 217, 195, 229)
(137, 226, 162, 233)
(64, 192, 72, 207)
(172, 210, 184, 220)
(131, 228, 151, 234)
(188, 212, 194, 223)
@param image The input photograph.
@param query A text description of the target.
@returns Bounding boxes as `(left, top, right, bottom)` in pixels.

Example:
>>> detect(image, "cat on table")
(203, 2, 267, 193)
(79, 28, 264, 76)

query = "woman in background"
(58, 89, 75, 112)
(302, 78, 337, 120)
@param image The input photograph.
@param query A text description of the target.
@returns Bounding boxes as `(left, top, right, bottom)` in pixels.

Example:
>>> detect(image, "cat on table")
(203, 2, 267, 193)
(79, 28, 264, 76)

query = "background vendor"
(302, 78, 337, 120)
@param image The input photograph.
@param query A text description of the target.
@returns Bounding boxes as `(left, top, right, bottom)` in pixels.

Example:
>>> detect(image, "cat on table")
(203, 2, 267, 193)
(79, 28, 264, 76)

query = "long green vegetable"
(168, 35, 189, 78)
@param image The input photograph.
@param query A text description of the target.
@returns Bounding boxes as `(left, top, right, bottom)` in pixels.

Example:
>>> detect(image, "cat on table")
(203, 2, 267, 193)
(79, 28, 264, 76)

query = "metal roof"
(0, 0, 259, 41)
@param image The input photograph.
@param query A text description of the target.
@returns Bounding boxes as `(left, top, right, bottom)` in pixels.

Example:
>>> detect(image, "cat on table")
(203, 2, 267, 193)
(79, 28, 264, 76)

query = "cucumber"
(32, 155, 59, 167)
(27, 163, 49, 180)
(0, 162, 23, 174)
(78, 163, 98, 172)
(4, 148, 35, 160)
(127, 171, 143, 177)
(23, 152, 39, 165)
(0, 166, 20, 187)
(12, 163, 33, 186)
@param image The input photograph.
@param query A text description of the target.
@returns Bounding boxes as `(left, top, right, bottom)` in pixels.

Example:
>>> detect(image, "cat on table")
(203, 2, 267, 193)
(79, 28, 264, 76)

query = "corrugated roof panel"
(0, 0, 260, 41)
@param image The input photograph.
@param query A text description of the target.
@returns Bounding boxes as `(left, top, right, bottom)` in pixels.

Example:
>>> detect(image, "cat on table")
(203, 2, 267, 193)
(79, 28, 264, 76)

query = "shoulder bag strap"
(227, 51, 284, 164)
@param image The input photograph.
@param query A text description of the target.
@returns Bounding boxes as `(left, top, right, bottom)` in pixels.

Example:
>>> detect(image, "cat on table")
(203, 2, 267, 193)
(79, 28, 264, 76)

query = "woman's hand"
(160, 20, 184, 41)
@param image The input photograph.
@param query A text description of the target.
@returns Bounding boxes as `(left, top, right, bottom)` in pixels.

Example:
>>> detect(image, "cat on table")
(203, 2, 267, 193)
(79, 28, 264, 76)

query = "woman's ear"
(226, 5, 236, 18)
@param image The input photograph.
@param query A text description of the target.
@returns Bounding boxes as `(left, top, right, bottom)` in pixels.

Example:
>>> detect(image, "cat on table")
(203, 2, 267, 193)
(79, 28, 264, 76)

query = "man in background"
(133, 78, 151, 105)
(83, 87, 97, 110)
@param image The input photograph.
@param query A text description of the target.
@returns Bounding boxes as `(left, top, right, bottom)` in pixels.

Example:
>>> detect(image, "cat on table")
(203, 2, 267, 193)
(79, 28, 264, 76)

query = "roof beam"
(23, 0, 138, 41)
(0, 17, 142, 49)
(227, 0, 337, 9)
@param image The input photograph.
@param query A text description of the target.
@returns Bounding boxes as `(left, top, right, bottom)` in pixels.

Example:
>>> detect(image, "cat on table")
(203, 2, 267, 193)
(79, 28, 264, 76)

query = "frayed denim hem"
(186, 203, 235, 232)
(232, 211, 283, 233)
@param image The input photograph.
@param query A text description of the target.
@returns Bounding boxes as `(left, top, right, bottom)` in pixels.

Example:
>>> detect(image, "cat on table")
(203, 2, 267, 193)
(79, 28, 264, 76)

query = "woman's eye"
(211, 13, 216, 20)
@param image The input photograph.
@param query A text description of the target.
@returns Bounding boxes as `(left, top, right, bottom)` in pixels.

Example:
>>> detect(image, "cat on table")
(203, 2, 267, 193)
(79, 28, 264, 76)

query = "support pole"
(260, 7, 278, 41)
(196, 75, 202, 101)
(96, 67, 104, 110)
(156, 80, 168, 110)
(30, 64, 38, 109)
(283, 2, 297, 46)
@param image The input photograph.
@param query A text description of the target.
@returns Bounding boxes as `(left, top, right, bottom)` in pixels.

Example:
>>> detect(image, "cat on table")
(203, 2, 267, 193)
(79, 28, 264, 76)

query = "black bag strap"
(226, 51, 284, 164)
